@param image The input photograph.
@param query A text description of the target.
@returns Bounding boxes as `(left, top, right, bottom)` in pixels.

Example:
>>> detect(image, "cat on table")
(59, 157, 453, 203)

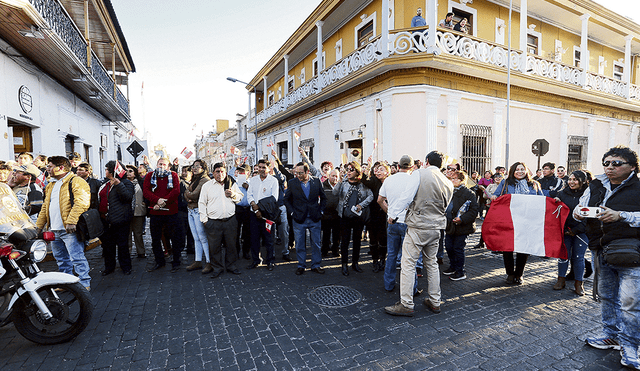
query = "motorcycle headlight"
(29, 240, 48, 263)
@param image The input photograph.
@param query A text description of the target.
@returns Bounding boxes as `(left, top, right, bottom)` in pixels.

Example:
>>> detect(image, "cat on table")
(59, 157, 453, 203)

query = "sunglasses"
(602, 160, 629, 167)
(346, 168, 355, 172)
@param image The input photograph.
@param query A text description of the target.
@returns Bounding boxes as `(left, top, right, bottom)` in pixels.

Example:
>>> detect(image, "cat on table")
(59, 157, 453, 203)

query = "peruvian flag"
(114, 161, 126, 178)
(180, 147, 193, 159)
(265, 219, 274, 233)
(293, 130, 301, 142)
(482, 194, 569, 259)
(35, 172, 46, 189)
(229, 146, 236, 154)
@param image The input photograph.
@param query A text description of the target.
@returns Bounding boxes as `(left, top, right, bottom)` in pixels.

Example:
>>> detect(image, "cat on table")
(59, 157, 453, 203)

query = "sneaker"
(621, 346, 640, 370)
(384, 302, 414, 317)
(416, 268, 423, 277)
(585, 336, 621, 350)
(442, 267, 456, 275)
(450, 272, 467, 281)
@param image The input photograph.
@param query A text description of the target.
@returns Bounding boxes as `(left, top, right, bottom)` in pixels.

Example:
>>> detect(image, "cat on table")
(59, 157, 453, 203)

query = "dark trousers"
(235, 206, 251, 256)
(150, 214, 184, 267)
(503, 252, 530, 277)
(205, 216, 238, 273)
(250, 213, 274, 265)
(321, 218, 340, 255)
(179, 210, 194, 253)
(445, 233, 468, 274)
(367, 216, 387, 263)
(340, 217, 364, 265)
(102, 220, 132, 272)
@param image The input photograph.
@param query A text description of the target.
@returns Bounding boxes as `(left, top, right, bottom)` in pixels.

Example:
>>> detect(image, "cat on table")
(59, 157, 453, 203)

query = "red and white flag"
(230, 146, 236, 154)
(293, 130, 301, 142)
(35, 172, 46, 189)
(265, 219, 274, 233)
(267, 141, 274, 148)
(482, 194, 568, 259)
(180, 147, 193, 159)
(114, 161, 126, 178)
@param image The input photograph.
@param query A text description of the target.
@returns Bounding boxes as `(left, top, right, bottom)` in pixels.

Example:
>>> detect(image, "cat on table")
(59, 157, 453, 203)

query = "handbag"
(69, 177, 104, 242)
(602, 238, 640, 267)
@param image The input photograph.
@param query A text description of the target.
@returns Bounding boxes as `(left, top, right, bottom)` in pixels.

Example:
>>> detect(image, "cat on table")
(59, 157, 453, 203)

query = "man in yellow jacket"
(36, 156, 92, 290)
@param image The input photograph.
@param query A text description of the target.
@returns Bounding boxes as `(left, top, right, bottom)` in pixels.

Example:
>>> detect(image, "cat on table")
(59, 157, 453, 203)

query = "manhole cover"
(308, 285, 362, 308)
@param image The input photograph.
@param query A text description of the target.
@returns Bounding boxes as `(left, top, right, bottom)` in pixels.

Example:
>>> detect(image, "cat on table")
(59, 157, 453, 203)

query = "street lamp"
(227, 77, 259, 163)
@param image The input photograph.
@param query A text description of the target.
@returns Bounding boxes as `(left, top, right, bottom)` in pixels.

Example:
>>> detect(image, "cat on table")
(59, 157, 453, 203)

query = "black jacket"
(556, 186, 586, 235)
(284, 177, 327, 223)
(539, 174, 564, 198)
(446, 185, 478, 235)
(322, 179, 339, 220)
(99, 179, 134, 224)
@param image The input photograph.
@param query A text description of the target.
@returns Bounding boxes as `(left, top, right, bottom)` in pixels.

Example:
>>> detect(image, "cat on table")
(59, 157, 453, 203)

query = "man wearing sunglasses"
(575, 145, 640, 370)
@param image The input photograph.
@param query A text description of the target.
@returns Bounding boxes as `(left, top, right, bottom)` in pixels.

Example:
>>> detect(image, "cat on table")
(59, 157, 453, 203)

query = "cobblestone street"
(0, 225, 629, 371)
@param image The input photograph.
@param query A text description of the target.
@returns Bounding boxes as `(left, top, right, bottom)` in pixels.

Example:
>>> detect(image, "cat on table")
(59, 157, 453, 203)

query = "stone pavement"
(0, 224, 631, 371)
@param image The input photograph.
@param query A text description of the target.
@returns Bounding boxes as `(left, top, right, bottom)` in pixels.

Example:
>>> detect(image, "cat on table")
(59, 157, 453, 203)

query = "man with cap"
(9, 163, 44, 223)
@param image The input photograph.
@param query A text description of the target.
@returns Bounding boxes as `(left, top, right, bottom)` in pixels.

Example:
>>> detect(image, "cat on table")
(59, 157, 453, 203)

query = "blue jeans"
(188, 208, 210, 263)
(293, 217, 322, 269)
(597, 251, 640, 349)
(558, 233, 587, 279)
(278, 205, 289, 256)
(385, 223, 407, 291)
(51, 230, 91, 287)
(445, 234, 468, 275)
(396, 250, 423, 269)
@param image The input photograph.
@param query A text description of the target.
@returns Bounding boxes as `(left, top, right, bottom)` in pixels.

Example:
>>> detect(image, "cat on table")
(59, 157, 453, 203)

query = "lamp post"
(227, 77, 259, 164)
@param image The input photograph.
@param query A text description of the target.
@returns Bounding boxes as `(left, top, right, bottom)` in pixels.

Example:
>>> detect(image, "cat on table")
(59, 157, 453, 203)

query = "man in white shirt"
(199, 163, 243, 278)
(247, 159, 280, 271)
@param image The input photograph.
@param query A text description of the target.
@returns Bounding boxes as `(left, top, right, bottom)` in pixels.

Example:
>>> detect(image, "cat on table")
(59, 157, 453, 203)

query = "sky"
(111, 0, 640, 157)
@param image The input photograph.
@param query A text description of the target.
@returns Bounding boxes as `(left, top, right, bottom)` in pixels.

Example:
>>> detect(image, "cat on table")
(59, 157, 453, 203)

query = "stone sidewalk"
(0, 227, 629, 371)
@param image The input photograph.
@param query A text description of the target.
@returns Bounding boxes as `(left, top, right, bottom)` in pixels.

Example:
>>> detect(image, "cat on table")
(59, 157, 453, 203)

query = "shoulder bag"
(69, 177, 104, 242)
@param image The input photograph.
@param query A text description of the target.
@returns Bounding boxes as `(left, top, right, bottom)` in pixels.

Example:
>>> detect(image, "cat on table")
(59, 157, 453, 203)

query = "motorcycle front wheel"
(11, 282, 93, 344)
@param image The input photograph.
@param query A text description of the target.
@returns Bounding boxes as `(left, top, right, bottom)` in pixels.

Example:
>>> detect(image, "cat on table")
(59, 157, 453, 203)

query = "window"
(300, 138, 315, 164)
(312, 51, 326, 76)
(573, 47, 581, 68)
(268, 91, 274, 106)
(64, 135, 76, 158)
(278, 141, 288, 164)
(527, 34, 539, 55)
(451, 8, 474, 36)
(568, 136, 588, 172)
(288, 76, 295, 93)
(357, 21, 373, 47)
(84, 144, 91, 165)
(613, 61, 624, 81)
(460, 124, 492, 175)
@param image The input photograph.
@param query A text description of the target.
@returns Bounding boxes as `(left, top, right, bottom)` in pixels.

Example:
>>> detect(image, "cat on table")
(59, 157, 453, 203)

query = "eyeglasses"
(446, 167, 456, 171)
(602, 160, 629, 167)
(346, 168, 355, 172)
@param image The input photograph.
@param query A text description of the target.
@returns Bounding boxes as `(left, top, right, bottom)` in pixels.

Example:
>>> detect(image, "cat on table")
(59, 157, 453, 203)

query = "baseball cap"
(398, 155, 414, 168)
(13, 164, 42, 177)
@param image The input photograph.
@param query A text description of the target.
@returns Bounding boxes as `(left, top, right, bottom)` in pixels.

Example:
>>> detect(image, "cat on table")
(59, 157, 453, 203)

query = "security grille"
(568, 136, 588, 172)
(460, 124, 492, 175)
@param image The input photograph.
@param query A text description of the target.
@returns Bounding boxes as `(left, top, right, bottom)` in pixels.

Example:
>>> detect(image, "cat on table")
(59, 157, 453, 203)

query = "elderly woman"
(491, 162, 544, 285)
(333, 161, 373, 276)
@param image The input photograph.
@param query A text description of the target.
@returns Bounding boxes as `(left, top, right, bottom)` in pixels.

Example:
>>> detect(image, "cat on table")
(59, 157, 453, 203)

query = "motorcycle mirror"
(42, 231, 55, 242)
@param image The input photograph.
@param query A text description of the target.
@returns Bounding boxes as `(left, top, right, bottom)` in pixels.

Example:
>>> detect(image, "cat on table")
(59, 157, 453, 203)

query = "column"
(381, 0, 389, 58)
(624, 35, 633, 99)
(608, 122, 617, 149)
(425, 91, 440, 153)
(492, 102, 505, 169)
(333, 112, 341, 166)
(559, 113, 569, 167)
(364, 99, 375, 161)
(381, 94, 393, 162)
(587, 118, 595, 168)
(630, 124, 639, 152)
(425, 0, 439, 54)
(313, 118, 320, 164)
(283, 54, 289, 105)
(580, 14, 590, 87)
(316, 20, 324, 93)
(447, 94, 462, 159)
(519, 0, 528, 72)
(263, 76, 268, 108)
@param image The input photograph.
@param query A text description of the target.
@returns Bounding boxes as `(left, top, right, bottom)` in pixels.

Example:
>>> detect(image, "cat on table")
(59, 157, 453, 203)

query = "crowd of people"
(2, 144, 639, 370)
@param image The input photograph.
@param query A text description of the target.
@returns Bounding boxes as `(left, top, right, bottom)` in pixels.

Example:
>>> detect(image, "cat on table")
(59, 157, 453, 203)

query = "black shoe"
(123, 270, 131, 276)
(310, 267, 325, 274)
(247, 262, 260, 270)
(282, 254, 292, 262)
(137, 254, 146, 259)
(147, 264, 165, 272)
(295, 268, 305, 275)
(342, 264, 349, 276)
(267, 263, 275, 271)
(442, 267, 456, 275)
(170, 266, 180, 273)
(372, 261, 381, 273)
(227, 269, 242, 275)
(211, 270, 223, 279)
(101, 269, 114, 276)
(351, 263, 363, 273)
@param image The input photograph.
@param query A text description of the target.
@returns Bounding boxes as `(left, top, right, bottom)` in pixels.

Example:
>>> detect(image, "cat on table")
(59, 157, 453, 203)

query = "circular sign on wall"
(18, 85, 32, 114)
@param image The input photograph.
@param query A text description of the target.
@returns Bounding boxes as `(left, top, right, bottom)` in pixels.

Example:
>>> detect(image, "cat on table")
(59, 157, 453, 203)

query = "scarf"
(151, 169, 173, 192)
(514, 179, 530, 195)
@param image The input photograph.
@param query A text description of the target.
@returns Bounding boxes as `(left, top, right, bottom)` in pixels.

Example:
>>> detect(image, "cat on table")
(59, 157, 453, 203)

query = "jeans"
(558, 233, 588, 279)
(597, 251, 640, 349)
(293, 217, 322, 269)
(277, 205, 289, 256)
(385, 222, 407, 291)
(188, 208, 210, 263)
(51, 230, 91, 287)
(445, 234, 468, 275)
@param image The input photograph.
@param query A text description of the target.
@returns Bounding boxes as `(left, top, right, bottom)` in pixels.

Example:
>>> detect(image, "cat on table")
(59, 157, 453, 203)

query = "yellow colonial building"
(245, 0, 640, 173)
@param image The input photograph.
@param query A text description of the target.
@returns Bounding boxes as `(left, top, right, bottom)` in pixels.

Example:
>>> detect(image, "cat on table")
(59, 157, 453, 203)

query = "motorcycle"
(0, 183, 93, 344)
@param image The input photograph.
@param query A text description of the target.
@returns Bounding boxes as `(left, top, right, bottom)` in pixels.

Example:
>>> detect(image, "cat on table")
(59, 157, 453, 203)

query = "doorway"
(8, 120, 33, 155)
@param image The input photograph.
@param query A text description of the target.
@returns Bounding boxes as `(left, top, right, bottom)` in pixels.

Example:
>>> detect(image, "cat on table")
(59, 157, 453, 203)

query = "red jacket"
(143, 171, 180, 215)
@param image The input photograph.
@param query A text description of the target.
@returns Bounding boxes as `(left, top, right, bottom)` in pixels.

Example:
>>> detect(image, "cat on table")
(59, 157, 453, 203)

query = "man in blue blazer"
(284, 162, 327, 275)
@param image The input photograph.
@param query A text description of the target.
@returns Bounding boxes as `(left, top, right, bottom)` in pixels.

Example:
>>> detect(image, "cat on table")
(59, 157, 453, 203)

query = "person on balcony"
(411, 8, 426, 28)
(439, 12, 455, 30)
(454, 18, 469, 34)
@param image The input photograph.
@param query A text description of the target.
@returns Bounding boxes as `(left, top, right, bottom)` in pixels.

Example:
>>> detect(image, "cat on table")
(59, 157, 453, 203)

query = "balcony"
(256, 27, 640, 125)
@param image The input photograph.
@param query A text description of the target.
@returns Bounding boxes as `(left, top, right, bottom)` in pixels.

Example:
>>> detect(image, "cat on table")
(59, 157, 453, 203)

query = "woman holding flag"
(490, 162, 544, 285)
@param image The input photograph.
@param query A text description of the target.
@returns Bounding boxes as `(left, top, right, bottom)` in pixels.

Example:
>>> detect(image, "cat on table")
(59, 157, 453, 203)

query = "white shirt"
(49, 172, 72, 230)
(379, 171, 413, 224)
(198, 179, 242, 223)
(246, 174, 279, 204)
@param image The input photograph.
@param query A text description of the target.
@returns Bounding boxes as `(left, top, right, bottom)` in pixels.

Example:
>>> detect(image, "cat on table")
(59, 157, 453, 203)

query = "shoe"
(147, 263, 165, 272)
(202, 263, 213, 274)
(101, 269, 114, 276)
(450, 272, 467, 281)
(396, 263, 401, 270)
(247, 262, 260, 270)
(384, 302, 414, 317)
(372, 261, 381, 273)
(416, 268, 423, 277)
(437, 258, 444, 265)
(585, 336, 621, 350)
(170, 266, 180, 273)
(310, 267, 325, 274)
(137, 254, 146, 259)
(211, 270, 222, 279)
(123, 270, 131, 276)
(506, 274, 515, 284)
(512, 276, 522, 285)
(267, 263, 275, 271)
(295, 268, 305, 275)
(351, 263, 363, 273)
(413, 288, 424, 297)
(186, 261, 202, 272)
(442, 267, 456, 275)
(423, 298, 441, 314)
(342, 264, 349, 276)
(227, 269, 241, 275)
(553, 277, 566, 290)
(621, 346, 640, 370)
(282, 254, 292, 262)
(276, 237, 282, 245)
(574, 280, 585, 296)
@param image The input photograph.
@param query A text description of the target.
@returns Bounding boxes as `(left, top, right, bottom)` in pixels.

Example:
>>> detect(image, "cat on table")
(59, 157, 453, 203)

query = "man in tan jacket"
(36, 156, 91, 290)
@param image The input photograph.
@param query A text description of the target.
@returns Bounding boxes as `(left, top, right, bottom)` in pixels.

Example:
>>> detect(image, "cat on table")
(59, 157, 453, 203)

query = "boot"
(342, 264, 349, 276)
(574, 280, 585, 296)
(186, 261, 202, 271)
(202, 263, 213, 274)
(553, 277, 566, 290)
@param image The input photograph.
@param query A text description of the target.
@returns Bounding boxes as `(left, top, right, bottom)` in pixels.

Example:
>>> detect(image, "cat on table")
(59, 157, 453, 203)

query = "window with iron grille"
(568, 136, 588, 172)
(460, 124, 492, 175)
